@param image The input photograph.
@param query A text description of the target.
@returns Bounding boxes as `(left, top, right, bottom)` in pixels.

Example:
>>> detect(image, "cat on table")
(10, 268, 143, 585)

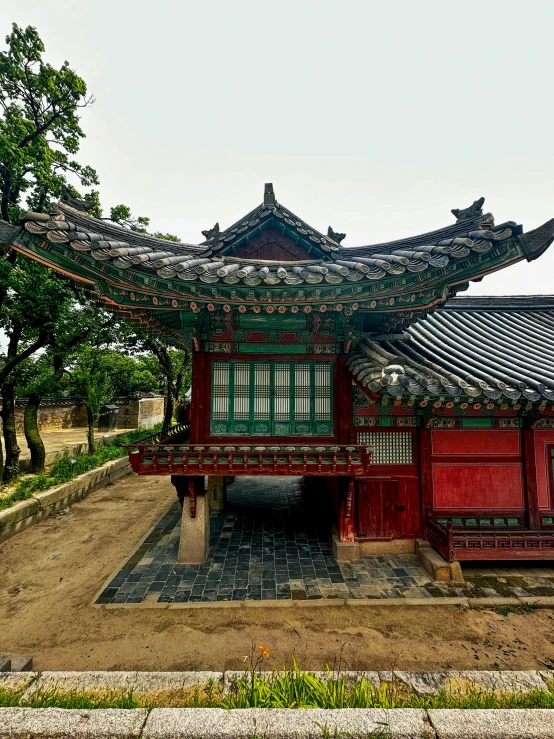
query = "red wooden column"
(338, 478, 356, 542)
(190, 351, 206, 443)
(523, 429, 541, 530)
(337, 354, 354, 445)
(419, 428, 433, 537)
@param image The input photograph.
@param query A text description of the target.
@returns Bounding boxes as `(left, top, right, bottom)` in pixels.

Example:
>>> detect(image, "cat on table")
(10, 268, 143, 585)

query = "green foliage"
(0, 23, 97, 221)
(135, 350, 190, 396)
(153, 231, 180, 242)
(22, 688, 140, 709)
(0, 444, 124, 508)
(110, 203, 180, 242)
(110, 203, 150, 233)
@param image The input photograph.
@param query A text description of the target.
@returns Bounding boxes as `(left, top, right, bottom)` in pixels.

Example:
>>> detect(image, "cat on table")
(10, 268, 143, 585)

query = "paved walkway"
(97, 477, 554, 605)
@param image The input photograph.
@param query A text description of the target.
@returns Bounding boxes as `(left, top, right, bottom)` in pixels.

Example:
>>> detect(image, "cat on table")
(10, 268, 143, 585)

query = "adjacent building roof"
(348, 296, 554, 402)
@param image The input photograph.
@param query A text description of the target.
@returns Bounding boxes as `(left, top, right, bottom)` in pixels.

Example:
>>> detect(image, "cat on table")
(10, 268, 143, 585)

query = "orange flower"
(258, 645, 270, 658)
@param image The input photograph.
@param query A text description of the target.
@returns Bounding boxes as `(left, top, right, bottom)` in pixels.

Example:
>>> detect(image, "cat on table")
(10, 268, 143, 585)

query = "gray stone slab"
(10, 656, 33, 672)
(0, 659, 10, 673)
(394, 671, 449, 695)
(0, 708, 148, 738)
(447, 670, 547, 694)
(428, 708, 554, 738)
(21, 672, 139, 700)
(0, 672, 37, 691)
(143, 707, 429, 738)
(131, 672, 224, 693)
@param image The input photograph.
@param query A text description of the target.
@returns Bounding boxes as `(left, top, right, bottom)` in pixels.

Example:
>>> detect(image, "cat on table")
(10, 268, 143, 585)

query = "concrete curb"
(1, 707, 554, 738)
(427, 708, 554, 738)
(0, 457, 132, 545)
(95, 594, 554, 609)
(144, 707, 426, 738)
(0, 707, 148, 738)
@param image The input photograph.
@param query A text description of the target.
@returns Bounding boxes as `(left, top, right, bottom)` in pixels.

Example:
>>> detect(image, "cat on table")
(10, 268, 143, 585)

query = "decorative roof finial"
(263, 183, 276, 208)
(451, 197, 485, 223)
(60, 184, 97, 213)
(327, 226, 346, 244)
(201, 223, 220, 241)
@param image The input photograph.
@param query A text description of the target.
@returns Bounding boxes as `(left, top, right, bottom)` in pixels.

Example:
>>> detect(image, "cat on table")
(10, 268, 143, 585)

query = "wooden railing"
(127, 442, 372, 477)
(426, 508, 554, 562)
(124, 421, 190, 449)
(426, 508, 453, 562)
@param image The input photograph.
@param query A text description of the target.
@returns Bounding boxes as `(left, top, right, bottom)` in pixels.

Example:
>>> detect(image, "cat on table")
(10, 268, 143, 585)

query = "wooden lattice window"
(210, 360, 333, 436)
(357, 431, 414, 464)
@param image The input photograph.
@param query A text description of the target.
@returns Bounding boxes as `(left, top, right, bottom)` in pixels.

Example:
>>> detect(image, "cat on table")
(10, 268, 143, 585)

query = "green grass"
(1, 666, 554, 710)
(0, 422, 164, 512)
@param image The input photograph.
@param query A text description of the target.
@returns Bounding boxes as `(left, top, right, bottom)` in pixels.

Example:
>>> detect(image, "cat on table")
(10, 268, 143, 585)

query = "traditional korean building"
(3, 185, 554, 565)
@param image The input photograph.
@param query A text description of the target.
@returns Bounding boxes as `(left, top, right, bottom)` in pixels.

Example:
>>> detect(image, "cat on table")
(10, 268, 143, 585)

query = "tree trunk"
(86, 406, 96, 455)
(2, 383, 20, 482)
(0, 417, 4, 482)
(24, 393, 46, 473)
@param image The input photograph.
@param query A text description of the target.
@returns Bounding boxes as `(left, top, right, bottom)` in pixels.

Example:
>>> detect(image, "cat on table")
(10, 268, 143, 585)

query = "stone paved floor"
(96, 477, 554, 605)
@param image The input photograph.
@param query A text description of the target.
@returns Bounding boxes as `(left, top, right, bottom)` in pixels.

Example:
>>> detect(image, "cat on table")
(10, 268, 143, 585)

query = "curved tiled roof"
(18, 193, 526, 288)
(347, 297, 554, 402)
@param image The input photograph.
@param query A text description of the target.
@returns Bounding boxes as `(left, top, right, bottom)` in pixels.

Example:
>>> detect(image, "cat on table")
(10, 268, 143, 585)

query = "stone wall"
(115, 397, 165, 430)
(2, 395, 164, 434)
(9, 402, 88, 434)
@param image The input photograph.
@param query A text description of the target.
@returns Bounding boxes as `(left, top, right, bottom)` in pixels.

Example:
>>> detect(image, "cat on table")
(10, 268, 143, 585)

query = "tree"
(131, 336, 190, 434)
(109, 203, 180, 242)
(0, 22, 99, 478)
(0, 258, 79, 480)
(13, 295, 124, 472)
(0, 23, 98, 223)
(65, 346, 158, 454)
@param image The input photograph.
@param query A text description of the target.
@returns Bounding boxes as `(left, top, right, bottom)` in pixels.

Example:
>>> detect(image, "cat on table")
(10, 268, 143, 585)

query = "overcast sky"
(2, 0, 553, 296)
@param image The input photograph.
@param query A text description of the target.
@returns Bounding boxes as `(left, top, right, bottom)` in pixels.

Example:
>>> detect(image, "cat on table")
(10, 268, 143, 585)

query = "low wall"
(7, 402, 87, 434)
(0, 395, 164, 434)
(115, 397, 164, 430)
(0, 456, 132, 545)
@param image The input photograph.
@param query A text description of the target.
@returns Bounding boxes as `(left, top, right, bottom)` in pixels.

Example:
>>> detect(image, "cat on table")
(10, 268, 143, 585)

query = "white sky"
(2, 0, 554, 296)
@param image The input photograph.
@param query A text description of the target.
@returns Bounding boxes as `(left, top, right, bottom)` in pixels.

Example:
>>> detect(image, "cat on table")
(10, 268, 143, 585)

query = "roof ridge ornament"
(451, 197, 485, 223)
(263, 183, 276, 208)
(519, 218, 554, 262)
(60, 185, 97, 213)
(201, 223, 220, 241)
(327, 226, 346, 244)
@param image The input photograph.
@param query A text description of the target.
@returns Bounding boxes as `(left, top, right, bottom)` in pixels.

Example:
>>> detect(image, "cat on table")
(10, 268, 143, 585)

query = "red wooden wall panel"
(432, 464, 524, 510)
(534, 430, 554, 510)
(355, 474, 421, 540)
(431, 429, 520, 456)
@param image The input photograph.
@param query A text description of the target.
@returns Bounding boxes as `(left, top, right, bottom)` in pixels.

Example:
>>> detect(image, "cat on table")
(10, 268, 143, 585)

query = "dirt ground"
(1, 474, 554, 673)
(17, 428, 136, 460)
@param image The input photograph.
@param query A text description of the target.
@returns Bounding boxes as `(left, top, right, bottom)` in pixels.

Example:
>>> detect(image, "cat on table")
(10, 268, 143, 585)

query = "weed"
(315, 723, 353, 738)
(24, 687, 140, 709)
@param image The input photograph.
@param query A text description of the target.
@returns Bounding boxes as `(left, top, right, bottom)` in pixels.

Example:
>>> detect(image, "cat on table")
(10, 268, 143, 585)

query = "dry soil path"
(1, 474, 553, 672)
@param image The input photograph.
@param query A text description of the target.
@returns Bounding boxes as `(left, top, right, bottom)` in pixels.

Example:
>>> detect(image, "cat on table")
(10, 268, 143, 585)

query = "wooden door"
(356, 479, 404, 539)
